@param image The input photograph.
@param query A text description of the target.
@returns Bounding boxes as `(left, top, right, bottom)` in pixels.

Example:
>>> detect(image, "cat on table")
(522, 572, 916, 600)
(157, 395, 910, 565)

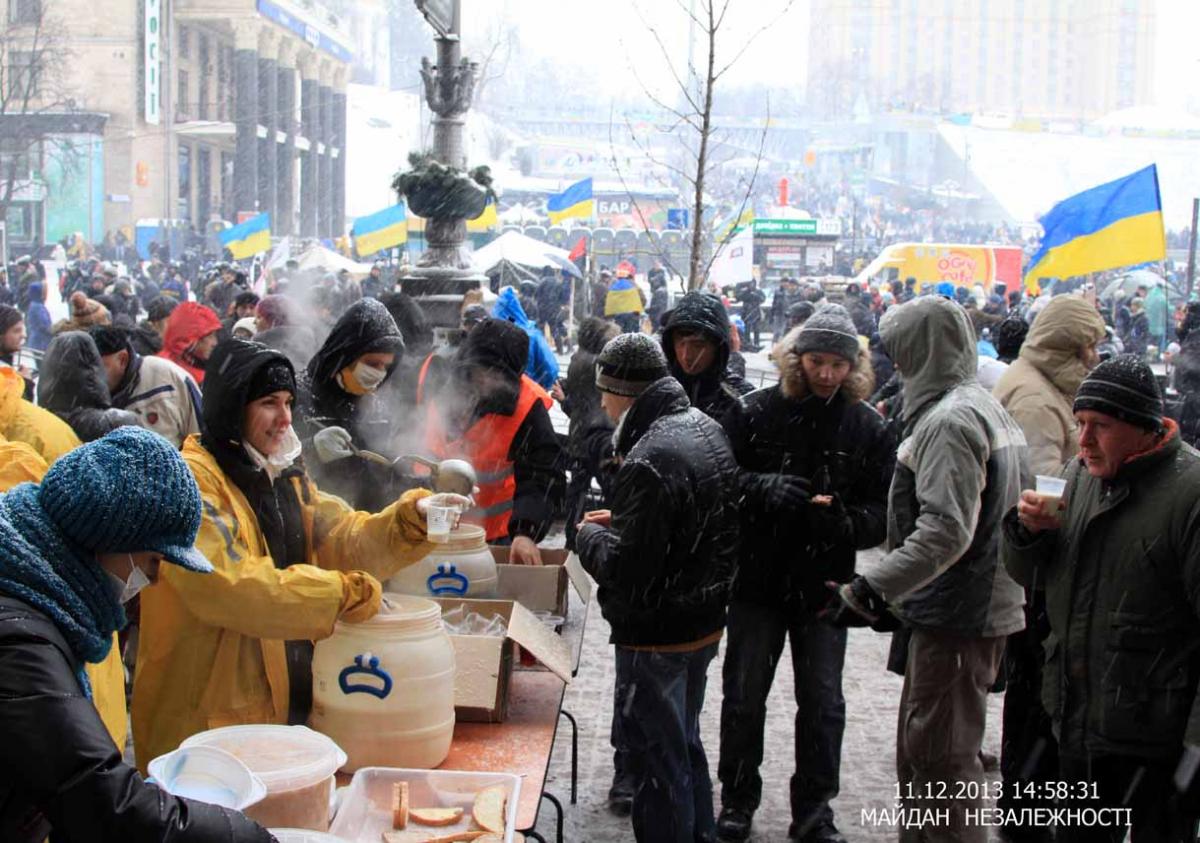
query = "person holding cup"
(1001, 355, 1200, 840)
(132, 339, 467, 769)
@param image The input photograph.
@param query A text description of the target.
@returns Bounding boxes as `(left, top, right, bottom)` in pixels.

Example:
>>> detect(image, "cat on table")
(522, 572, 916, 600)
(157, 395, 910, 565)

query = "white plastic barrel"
(385, 524, 498, 598)
(309, 594, 456, 771)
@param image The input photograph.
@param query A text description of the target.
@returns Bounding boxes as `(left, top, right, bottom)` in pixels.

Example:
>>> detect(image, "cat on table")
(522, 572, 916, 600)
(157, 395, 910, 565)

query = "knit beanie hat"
(88, 325, 131, 357)
(37, 426, 212, 573)
(1073, 354, 1163, 432)
(0, 303, 21, 334)
(595, 333, 669, 397)
(791, 303, 860, 361)
(147, 295, 178, 323)
(246, 357, 296, 403)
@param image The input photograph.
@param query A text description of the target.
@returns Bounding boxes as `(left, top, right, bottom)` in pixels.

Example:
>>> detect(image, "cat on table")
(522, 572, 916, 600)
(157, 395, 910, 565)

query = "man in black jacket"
(577, 333, 740, 843)
(717, 305, 895, 843)
(661, 291, 752, 428)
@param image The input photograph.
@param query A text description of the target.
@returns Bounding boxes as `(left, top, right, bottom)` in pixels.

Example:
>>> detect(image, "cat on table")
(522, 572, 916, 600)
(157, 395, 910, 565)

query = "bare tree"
(612, 0, 794, 290)
(0, 1, 76, 238)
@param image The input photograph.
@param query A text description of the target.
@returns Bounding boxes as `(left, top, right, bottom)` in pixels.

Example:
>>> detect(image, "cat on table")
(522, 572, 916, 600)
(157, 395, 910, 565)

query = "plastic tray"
(329, 767, 522, 843)
(269, 830, 346, 843)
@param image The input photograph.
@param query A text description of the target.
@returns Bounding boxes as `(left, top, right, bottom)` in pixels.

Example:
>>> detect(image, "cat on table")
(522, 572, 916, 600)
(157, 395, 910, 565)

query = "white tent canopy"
(471, 230, 580, 277)
(269, 239, 374, 278)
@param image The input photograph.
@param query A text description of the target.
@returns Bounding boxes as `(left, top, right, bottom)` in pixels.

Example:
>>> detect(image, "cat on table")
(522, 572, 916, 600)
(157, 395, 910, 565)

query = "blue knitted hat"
(37, 427, 212, 573)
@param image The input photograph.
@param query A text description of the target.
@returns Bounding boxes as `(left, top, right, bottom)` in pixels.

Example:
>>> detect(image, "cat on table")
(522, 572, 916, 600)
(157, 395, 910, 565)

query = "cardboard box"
(432, 597, 573, 723)
(489, 546, 592, 618)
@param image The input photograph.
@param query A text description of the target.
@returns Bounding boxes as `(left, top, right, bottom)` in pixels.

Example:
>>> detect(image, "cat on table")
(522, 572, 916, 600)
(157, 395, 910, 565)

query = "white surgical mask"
(352, 362, 387, 392)
(107, 554, 151, 604)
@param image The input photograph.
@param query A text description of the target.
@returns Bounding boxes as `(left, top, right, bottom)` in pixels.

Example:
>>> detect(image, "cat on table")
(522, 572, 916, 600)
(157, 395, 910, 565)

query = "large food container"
(181, 725, 345, 831)
(386, 524, 498, 598)
(329, 767, 522, 843)
(268, 831, 345, 843)
(310, 594, 456, 771)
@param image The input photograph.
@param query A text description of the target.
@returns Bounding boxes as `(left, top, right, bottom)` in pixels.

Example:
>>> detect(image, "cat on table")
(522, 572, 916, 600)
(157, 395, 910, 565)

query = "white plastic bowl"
(148, 745, 267, 811)
(268, 830, 347, 842)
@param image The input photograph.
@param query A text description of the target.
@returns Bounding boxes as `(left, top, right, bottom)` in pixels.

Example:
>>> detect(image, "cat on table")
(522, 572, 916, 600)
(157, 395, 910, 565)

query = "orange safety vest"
(424, 374, 552, 541)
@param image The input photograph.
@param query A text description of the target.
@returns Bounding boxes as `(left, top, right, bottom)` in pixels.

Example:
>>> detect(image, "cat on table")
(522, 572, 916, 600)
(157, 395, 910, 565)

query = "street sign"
(415, 0, 458, 36)
(666, 208, 691, 230)
(752, 218, 842, 237)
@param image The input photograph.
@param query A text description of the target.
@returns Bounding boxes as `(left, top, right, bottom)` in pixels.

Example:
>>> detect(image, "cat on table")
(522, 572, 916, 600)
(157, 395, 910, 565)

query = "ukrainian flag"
(605, 276, 643, 316)
(353, 203, 408, 257)
(467, 197, 498, 233)
(219, 213, 271, 260)
(1024, 164, 1166, 288)
(547, 178, 594, 224)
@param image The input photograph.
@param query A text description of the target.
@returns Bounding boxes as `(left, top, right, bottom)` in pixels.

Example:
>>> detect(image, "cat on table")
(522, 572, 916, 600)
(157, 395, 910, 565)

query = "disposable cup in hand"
(1034, 475, 1066, 515)
(427, 504, 455, 543)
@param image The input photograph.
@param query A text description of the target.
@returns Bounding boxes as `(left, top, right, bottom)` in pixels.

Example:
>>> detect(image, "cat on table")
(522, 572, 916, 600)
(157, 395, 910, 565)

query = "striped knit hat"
(37, 426, 212, 572)
(1073, 354, 1163, 432)
(595, 333, 669, 397)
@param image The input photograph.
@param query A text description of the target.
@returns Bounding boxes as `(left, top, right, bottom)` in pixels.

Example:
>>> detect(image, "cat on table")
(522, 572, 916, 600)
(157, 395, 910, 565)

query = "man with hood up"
(991, 294, 1105, 831)
(293, 298, 406, 513)
(424, 318, 563, 564)
(492, 286, 560, 391)
(660, 291, 753, 427)
(36, 332, 139, 443)
(823, 295, 1028, 843)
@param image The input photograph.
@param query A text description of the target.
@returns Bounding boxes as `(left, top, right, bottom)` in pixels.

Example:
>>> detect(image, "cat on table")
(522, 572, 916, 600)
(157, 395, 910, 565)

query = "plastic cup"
(427, 504, 455, 543)
(1034, 475, 1066, 515)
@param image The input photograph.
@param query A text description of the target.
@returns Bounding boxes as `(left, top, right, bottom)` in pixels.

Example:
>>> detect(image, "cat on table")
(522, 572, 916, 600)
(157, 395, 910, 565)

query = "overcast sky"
(464, 0, 1200, 112)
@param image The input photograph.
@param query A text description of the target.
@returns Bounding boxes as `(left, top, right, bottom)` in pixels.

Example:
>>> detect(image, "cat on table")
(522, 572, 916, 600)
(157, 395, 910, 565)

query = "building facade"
(806, 0, 1156, 120)
(2, 0, 352, 253)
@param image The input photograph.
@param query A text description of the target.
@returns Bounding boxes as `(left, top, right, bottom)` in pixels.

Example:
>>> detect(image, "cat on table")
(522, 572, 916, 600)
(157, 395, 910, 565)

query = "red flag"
(568, 236, 587, 262)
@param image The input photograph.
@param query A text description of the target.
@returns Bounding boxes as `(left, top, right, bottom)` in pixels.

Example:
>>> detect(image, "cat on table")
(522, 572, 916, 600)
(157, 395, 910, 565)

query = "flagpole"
(1188, 197, 1198, 301)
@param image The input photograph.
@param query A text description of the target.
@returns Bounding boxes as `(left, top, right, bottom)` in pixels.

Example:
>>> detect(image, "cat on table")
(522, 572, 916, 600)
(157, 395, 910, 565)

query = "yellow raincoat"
(0, 435, 128, 751)
(132, 435, 434, 769)
(0, 367, 79, 463)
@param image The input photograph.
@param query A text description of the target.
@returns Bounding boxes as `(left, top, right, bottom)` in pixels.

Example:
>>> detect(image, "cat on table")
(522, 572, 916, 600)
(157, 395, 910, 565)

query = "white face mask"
(106, 554, 151, 604)
(352, 362, 387, 392)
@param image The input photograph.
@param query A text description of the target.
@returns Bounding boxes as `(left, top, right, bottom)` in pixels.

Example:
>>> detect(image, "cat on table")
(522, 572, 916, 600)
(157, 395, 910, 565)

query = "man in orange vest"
(426, 318, 564, 564)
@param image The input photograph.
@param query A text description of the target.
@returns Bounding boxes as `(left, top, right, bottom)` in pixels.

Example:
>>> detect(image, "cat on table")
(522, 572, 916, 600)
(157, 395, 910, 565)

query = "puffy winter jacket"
(993, 295, 1105, 475)
(133, 339, 433, 768)
(1002, 420, 1200, 758)
(867, 296, 1028, 637)
(0, 596, 273, 843)
(492, 287, 560, 390)
(294, 299, 405, 512)
(36, 332, 138, 443)
(111, 351, 203, 449)
(728, 332, 893, 611)
(158, 302, 222, 383)
(660, 291, 752, 427)
(576, 376, 739, 646)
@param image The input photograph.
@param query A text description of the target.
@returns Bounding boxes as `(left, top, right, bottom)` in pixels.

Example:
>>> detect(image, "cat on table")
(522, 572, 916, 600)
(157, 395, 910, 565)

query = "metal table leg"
(558, 709, 579, 805)
(541, 791, 565, 843)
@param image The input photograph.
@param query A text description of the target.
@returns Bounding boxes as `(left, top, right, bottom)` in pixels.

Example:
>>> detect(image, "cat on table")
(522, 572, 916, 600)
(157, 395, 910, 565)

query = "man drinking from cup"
(1001, 355, 1200, 841)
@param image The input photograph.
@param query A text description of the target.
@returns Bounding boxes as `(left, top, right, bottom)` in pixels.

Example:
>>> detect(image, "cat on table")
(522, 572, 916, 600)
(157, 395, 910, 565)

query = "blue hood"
(493, 287, 533, 330)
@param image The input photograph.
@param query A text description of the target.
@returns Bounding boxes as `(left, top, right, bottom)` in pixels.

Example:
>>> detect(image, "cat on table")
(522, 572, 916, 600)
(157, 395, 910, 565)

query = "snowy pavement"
(530, 547, 1007, 842)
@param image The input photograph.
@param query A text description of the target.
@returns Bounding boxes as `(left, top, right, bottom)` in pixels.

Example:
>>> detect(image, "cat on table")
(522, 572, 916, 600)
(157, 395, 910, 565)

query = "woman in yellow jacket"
(0, 375, 130, 753)
(133, 339, 464, 767)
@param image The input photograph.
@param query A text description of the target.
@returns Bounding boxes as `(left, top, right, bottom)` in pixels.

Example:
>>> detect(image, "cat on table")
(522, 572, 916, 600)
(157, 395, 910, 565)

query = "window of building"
(5, 50, 37, 99)
(178, 143, 192, 220)
(178, 69, 189, 120)
(7, 0, 40, 24)
(178, 24, 190, 59)
(0, 137, 40, 181)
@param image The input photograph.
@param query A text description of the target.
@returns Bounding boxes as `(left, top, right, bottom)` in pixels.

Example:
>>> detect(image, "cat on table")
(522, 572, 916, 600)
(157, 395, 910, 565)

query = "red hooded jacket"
(158, 302, 222, 383)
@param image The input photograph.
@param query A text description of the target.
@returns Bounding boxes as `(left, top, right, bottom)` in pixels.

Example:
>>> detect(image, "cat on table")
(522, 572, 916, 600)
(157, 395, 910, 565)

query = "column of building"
(276, 40, 297, 237)
(232, 26, 259, 217)
(257, 27, 279, 226)
(332, 67, 347, 240)
(318, 71, 335, 238)
(299, 53, 320, 238)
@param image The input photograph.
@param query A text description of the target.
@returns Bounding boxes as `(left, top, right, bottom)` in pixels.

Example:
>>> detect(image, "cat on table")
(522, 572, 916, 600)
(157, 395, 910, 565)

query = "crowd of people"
(0, 242, 1198, 843)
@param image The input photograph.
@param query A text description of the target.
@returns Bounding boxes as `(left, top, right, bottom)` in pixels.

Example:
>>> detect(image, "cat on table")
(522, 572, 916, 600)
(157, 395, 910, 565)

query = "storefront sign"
(144, 0, 161, 125)
(256, 0, 353, 63)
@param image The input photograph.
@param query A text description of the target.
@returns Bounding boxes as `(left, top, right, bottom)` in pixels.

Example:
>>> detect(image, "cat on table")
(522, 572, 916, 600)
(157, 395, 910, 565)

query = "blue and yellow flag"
(547, 178, 593, 224)
(467, 197, 498, 233)
(604, 276, 643, 316)
(1024, 164, 1166, 287)
(352, 203, 408, 257)
(219, 213, 271, 260)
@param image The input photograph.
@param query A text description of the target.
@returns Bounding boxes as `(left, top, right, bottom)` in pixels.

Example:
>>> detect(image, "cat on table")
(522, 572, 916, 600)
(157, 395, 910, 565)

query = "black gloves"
(754, 473, 812, 511)
(820, 575, 901, 631)
(810, 493, 854, 543)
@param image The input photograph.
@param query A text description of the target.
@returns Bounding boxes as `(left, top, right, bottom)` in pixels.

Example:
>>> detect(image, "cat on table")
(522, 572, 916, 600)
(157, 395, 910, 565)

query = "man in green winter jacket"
(1002, 354, 1200, 842)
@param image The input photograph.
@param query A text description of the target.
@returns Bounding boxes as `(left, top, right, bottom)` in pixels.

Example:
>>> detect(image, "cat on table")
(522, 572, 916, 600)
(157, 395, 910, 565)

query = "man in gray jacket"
(825, 295, 1027, 842)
